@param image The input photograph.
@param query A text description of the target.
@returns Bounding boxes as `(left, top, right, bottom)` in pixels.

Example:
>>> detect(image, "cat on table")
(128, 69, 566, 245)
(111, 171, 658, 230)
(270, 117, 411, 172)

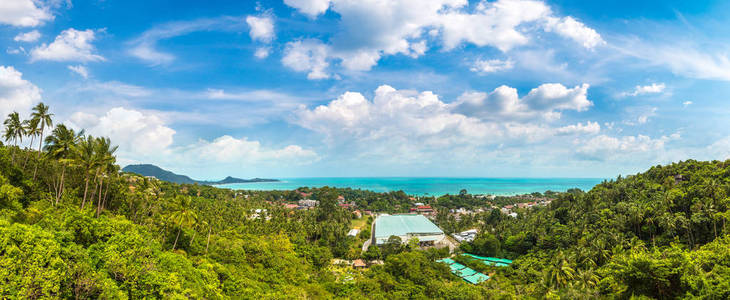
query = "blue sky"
(1, 0, 730, 179)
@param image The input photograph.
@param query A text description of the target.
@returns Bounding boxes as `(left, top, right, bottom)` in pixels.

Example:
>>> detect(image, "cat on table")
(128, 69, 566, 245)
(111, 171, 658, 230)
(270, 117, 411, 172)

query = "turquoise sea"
(216, 177, 605, 196)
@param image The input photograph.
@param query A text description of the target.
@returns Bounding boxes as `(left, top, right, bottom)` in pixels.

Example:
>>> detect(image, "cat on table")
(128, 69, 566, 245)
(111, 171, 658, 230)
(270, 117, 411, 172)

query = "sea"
(215, 177, 605, 196)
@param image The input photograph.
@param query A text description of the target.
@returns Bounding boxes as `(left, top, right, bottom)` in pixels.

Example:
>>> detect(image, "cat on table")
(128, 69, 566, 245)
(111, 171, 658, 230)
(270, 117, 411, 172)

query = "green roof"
(462, 273, 490, 284)
(374, 214, 444, 242)
(448, 263, 466, 272)
(438, 258, 456, 265)
(464, 253, 513, 265)
(456, 267, 477, 277)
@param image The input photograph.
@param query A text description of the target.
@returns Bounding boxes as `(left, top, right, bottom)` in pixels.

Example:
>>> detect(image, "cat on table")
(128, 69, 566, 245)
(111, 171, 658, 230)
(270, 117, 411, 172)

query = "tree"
(93, 137, 118, 217)
(31, 102, 53, 179)
(169, 195, 199, 250)
(44, 125, 83, 205)
(3, 112, 26, 163)
(76, 135, 98, 209)
(22, 118, 39, 168)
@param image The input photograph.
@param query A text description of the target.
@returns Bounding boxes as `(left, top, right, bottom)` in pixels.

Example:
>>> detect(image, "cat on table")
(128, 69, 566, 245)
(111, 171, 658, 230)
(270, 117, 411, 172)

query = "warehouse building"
(373, 214, 446, 246)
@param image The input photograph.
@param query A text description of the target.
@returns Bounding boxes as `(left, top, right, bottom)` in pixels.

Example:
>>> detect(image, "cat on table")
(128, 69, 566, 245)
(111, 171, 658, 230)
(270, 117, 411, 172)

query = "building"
(452, 229, 478, 243)
(347, 229, 360, 237)
(373, 214, 445, 246)
(298, 199, 318, 207)
(352, 259, 366, 269)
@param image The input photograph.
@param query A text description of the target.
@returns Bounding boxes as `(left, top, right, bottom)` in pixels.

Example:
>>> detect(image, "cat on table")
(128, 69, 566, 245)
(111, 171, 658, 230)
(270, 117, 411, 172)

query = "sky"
(1, 0, 730, 179)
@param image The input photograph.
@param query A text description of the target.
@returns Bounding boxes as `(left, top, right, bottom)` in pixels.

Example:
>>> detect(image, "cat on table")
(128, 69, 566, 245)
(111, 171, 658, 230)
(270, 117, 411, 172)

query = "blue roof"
(464, 253, 513, 266)
(374, 215, 444, 239)
(463, 273, 490, 284)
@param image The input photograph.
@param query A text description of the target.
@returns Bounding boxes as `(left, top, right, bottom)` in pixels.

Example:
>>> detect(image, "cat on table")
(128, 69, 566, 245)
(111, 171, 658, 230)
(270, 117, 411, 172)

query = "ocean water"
(216, 177, 605, 196)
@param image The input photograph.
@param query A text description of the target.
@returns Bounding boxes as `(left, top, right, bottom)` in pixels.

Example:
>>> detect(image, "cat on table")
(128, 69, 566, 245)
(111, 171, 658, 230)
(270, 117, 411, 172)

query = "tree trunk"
(81, 176, 90, 209)
(173, 228, 181, 250)
(96, 177, 104, 218)
(102, 181, 110, 211)
(33, 127, 43, 180)
(55, 166, 66, 206)
(206, 225, 212, 253)
(190, 230, 196, 247)
(23, 135, 35, 169)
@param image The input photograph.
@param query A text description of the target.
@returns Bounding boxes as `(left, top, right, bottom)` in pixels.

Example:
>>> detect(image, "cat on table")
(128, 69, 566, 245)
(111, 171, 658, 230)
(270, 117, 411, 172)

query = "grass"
(350, 217, 369, 230)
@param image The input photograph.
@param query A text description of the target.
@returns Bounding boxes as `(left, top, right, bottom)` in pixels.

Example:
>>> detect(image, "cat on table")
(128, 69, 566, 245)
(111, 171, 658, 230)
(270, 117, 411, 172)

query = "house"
(347, 229, 360, 237)
(452, 229, 478, 243)
(416, 205, 434, 215)
(373, 214, 446, 247)
(337, 195, 345, 203)
(353, 259, 367, 269)
(283, 203, 299, 209)
(298, 199, 319, 207)
(353, 210, 362, 218)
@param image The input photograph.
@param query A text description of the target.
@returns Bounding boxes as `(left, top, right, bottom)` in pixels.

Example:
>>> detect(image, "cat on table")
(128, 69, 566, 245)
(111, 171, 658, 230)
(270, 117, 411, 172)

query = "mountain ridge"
(122, 164, 278, 185)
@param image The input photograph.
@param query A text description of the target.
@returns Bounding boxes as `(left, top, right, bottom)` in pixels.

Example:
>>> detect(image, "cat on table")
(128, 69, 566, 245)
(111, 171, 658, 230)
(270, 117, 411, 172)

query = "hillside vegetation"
(2, 103, 730, 299)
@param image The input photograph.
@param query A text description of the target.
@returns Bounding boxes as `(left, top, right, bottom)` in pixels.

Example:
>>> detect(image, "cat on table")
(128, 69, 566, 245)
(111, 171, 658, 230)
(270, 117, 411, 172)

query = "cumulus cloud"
(621, 83, 665, 97)
(556, 121, 600, 135)
(294, 84, 598, 163)
(246, 15, 275, 43)
(0, 65, 42, 119)
(544, 16, 605, 49)
(470, 58, 514, 74)
(14, 30, 41, 42)
(0, 0, 53, 27)
(67, 107, 176, 156)
(67, 65, 89, 78)
(577, 134, 677, 161)
(30, 29, 105, 62)
(66, 107, 318, 170)
(451, 83, 592, 121)
(284, 0, 331, 18)
(281, 0, 603, 78)
(282, 39, 331, 79)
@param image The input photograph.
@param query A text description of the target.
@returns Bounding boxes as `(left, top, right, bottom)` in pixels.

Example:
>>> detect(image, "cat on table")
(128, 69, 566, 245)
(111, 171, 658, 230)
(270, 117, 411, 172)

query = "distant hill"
(122, 164, 278, 185)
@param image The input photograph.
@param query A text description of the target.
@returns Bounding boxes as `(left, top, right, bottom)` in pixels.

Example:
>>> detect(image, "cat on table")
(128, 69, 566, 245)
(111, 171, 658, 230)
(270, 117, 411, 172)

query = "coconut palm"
(44, 125, 84, 205)
(169, 195, 198, 250)
(31, 102, 53, 179)
(22, 118, 39, 168)
(76, 135, 99, 209)
(3, 112, 26, 163)
(93, 137, 118, 217)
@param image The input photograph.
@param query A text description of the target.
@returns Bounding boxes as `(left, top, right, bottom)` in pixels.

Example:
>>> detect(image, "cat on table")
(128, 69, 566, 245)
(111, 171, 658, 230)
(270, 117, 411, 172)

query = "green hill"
(122, 164, 278, 185)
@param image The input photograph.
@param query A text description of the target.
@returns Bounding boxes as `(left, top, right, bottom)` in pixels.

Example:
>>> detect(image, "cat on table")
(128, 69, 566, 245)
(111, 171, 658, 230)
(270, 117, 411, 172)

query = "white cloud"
(67, 107, 176, 156)
(621, 83, 665, 97)
(637, 107, 657, 124)
(0, 65, 42, 119)
(254, 47, 270, 59)
(451, 83, 592, 121)
(14, 30, 41, 42)
(0, 0, 53, 27)
(128, 16, 246, 65)
(67, 65, 88, 79)
(544, 16, 605, 49)
(577, 134, 676, 161)
(66, 107, 318, 172)
(246, 15, 275, 43)
(470, 58, 514, 74)
(185, 135, 318, 164)
(284, 0, 331, 18)
(294, 84, 597, 163)
(30, 28, 105, 62)
(617, 42, 730, 81)
(282, 39, 331, 79)
(556, 121, 600, 135)
(682, 101, 692, 107)
(281, 0, 603, 78)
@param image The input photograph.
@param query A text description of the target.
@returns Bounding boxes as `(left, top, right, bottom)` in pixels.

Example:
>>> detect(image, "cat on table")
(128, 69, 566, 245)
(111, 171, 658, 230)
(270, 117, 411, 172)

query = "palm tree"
(22, 118, 39, 168)
(548, 251, 575, 289)
(76, 135, 98, 209)
(44, 125, 84, 206)
(93, 137, 118, 217)
(31, 102, 53, 179)
(169, 195, 198, 250)
(3, 112, 26, 163)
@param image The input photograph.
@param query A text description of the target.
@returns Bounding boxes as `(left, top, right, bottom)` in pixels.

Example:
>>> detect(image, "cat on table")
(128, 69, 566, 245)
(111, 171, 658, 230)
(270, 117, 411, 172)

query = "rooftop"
(374, 214, 444, 239)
